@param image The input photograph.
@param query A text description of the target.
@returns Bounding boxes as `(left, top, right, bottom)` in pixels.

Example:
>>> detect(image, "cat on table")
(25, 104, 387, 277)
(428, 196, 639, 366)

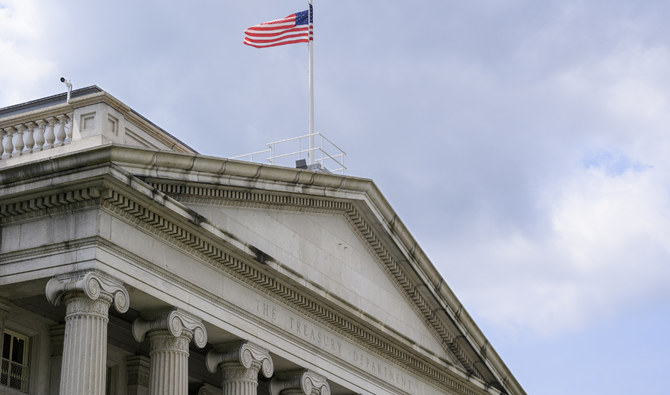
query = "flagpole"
(308, 0, 315, 165)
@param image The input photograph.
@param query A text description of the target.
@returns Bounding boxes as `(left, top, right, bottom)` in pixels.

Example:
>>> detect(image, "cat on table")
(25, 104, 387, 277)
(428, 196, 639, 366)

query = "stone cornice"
(0, 145, 523, 395)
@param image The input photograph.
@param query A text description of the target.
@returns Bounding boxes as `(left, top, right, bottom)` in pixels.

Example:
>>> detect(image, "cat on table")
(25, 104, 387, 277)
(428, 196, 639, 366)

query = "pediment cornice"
(146, 182, 492, 380)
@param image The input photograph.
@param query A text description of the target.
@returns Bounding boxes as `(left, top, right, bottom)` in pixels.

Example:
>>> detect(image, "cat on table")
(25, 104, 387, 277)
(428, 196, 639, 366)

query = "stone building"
(0, 87, 525, 394)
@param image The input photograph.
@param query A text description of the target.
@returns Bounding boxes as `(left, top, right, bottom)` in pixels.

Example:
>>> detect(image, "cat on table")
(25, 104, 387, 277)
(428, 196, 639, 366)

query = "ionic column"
(270, 370, 330, 395)
(206, 341, 274, 394)
(132, 309, 207, 395)
(46, 271, 130, 395)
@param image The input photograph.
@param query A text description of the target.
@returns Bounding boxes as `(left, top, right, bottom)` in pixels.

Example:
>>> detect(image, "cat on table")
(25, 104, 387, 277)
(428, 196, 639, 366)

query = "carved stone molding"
(270, 370, 330, 395)
(132, 308, 207, 348)
(46, 270, 130, 314)
(0, 186, 101, 220)
(206, 341, 274, 378)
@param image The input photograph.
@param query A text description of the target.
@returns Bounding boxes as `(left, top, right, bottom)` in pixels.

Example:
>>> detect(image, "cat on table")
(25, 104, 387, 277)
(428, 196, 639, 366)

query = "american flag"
(243, 6, 313, 48)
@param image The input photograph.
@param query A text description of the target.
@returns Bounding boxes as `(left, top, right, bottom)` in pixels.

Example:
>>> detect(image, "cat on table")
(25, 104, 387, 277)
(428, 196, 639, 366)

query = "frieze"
(253, 298, 425, 394)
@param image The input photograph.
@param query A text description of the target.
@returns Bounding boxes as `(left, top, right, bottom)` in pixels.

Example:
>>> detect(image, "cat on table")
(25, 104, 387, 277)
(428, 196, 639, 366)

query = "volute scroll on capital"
(270, 370, 330, 395)
(133, 308, 207, 348)
(206, 341, 274, 378)
(45, 271, 130, 313)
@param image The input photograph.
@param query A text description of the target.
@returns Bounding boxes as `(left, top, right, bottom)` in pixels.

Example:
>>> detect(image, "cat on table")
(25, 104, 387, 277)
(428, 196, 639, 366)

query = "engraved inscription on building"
(254, 299, 421, 393)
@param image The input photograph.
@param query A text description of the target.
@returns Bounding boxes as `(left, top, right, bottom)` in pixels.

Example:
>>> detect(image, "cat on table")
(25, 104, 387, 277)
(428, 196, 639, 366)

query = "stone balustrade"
(0, 112, 72, 158)
(0, 87, 195, 165)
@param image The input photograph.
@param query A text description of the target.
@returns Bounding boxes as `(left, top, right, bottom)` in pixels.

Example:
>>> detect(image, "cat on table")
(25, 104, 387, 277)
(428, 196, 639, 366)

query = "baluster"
(55, 115, 66, 145)
(14, 125, 25, 155)
(3, 127, 15, 157)
(35, 120, 46, 150)
(65, 113, 73, 142)
(45, 117, 56, 148)
(24, 122, 36, 152)
(0, 129, 5, 157)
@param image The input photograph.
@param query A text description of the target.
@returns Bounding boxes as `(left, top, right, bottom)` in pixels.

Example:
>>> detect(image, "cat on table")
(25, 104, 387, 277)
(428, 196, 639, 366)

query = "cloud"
(375, 1, 670, 339)
(431, 162, 670, 337)
(428, 39, 670, 337)
(0, 0, 55, 105)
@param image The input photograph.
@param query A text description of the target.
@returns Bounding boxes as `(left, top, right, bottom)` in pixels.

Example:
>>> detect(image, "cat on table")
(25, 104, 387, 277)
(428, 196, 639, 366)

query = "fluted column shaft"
(60, 294, 111, 394)
(221, 363, 259, 394)
(46, 271, 130, 395)
(148, 330, 191, 395)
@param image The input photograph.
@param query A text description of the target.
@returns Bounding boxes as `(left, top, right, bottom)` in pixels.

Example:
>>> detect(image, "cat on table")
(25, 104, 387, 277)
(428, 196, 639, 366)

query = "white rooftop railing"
(0, 111, 73, 159)
(232, 133, 347, 174)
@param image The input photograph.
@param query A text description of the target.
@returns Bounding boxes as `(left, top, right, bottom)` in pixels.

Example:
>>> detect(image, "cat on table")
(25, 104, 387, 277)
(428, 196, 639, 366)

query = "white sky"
(2, 1, 669, 393)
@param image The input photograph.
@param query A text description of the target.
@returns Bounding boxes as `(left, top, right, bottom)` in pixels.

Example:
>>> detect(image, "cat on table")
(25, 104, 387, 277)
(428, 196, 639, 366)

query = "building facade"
(0, 87, 525, 395)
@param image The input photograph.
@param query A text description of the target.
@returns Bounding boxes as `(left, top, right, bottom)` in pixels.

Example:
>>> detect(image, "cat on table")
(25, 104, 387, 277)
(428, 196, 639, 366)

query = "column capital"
(206, 341, 274, 378)
(132, 308, 207, 348)
(270, 370, 330, 395)
(45, 271, 129, 313)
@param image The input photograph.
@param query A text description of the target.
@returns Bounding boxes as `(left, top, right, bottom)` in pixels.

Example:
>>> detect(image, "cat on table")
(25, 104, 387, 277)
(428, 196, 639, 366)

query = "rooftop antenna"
(60, 77, 72, 103)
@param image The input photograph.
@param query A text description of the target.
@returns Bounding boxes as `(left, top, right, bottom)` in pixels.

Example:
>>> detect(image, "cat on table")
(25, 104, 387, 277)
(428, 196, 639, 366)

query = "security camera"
(60, 77, 72, 102)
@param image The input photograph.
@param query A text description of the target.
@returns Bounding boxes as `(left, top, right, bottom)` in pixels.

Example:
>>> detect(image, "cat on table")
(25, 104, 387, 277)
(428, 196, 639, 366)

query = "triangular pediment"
(185, 203, 450, 359)
(110, 157, 517, 393)
(146, 181, 503, 385)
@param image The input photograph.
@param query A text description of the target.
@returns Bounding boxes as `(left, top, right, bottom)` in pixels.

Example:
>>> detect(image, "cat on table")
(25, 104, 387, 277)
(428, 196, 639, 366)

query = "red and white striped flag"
(243, 6, 313, 48)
